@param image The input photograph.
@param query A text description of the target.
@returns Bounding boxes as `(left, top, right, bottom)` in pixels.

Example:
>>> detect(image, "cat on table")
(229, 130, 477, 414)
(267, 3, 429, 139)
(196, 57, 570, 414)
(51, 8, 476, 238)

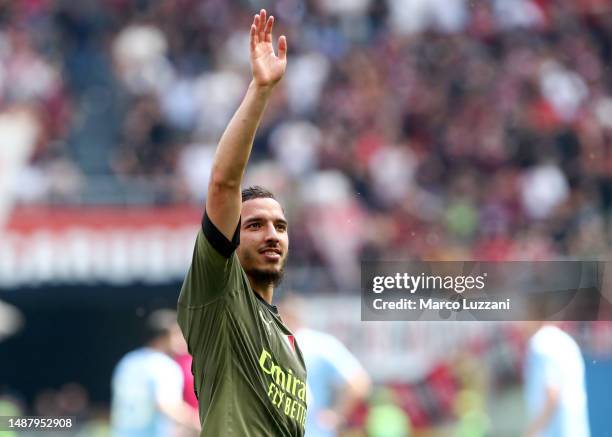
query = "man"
(523, 321, 590, 437)
(279, 295, 371, 437)
(177, 9, 307, 436)
(111, 309, 200, 437)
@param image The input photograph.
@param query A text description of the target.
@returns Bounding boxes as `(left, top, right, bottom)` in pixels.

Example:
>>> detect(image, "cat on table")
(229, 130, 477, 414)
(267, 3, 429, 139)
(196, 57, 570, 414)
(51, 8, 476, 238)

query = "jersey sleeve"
(537, 349, 561, 390)
(317, 334, 365, 385)
(153, 358, 184, 407)
(178, 211, 241, 308)
(324, 335, 364, 386)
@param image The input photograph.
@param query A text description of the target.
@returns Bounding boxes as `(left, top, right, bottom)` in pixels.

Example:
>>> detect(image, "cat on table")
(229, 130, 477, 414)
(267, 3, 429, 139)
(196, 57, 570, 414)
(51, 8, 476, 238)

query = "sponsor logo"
(259, 348, 307, 429)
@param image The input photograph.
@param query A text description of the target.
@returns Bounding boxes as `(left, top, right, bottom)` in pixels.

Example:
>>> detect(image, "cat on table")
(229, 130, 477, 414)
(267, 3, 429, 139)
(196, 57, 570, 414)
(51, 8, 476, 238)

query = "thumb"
(278, 35, 287, 61)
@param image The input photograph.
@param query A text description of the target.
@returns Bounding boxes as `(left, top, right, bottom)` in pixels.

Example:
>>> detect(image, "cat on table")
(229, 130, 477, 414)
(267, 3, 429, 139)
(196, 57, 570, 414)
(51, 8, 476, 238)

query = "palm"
(249, 10, 287, 87)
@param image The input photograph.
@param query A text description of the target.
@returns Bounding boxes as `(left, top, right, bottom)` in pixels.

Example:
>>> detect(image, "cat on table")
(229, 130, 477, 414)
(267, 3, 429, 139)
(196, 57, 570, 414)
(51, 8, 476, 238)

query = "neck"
(147, 340, 168, 355)
(249, 277, 274, 304)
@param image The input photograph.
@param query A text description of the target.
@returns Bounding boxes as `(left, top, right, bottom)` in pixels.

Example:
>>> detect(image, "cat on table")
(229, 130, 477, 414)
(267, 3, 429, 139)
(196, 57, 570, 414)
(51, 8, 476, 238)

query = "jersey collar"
(254, 291, 279, 315)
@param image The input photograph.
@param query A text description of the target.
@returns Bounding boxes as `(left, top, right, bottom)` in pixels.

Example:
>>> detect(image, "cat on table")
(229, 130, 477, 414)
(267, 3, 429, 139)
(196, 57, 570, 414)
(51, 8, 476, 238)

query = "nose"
(263, 222, 280, 243)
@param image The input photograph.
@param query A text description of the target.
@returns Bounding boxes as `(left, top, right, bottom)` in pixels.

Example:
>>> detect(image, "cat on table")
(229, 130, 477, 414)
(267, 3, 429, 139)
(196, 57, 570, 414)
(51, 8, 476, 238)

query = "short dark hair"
(145, 309, 177, 342)
(241, 185, 276, 203)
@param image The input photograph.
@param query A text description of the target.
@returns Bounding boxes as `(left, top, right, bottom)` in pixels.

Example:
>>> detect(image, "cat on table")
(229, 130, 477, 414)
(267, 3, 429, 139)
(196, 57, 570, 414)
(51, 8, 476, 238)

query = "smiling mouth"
(259, 248, 282, 260)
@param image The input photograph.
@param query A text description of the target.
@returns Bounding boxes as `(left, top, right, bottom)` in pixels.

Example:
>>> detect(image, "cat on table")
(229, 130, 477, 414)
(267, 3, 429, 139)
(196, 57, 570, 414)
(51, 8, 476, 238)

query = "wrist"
(249, 79, 276, 96)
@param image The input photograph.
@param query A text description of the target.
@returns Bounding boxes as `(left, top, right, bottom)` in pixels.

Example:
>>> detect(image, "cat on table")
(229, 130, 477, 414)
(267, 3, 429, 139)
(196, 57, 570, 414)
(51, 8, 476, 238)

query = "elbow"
(546, 386, 560, 408)
(351, 372, 372, 400)
(208, 171, 241, 193)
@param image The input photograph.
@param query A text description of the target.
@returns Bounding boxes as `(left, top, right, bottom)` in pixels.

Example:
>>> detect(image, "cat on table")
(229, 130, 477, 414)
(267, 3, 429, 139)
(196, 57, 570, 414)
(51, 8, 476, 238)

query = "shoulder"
(529, 326, 578, 356)
(297, 328, 351, 359)
(113, 348, 148, 380)
(116, 348, 146, 367)
(147, 351, 183, 380)
(200, 210, 241, 260)
(297, 328, 337, 347)
(150, 350, 181, 369)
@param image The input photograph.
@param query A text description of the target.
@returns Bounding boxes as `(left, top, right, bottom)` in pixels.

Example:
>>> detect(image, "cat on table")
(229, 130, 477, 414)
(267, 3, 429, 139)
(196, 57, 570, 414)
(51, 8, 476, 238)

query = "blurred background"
(1, 0, 612, 435)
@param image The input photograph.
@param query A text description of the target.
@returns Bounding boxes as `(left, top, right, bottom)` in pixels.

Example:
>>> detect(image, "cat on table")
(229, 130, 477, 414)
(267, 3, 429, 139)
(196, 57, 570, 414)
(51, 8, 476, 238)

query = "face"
(168, 324, 188, 356)
(236, 197, 289, 286)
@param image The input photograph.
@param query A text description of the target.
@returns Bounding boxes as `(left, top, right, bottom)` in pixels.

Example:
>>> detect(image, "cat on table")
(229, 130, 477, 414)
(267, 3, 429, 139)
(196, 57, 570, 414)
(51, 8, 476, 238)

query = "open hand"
(249, 9, 287, 88)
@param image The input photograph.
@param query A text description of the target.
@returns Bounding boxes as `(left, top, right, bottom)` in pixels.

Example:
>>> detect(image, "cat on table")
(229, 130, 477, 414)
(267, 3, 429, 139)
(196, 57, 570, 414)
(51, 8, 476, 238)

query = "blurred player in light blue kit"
(280, 295, 371, 437)
(524, 321, 590, 437)
(111, 309, 199, 437)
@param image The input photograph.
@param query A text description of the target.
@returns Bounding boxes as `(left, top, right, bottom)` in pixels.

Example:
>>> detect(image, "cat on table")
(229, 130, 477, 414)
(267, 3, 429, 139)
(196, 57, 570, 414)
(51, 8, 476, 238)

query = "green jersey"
(177, 214, 307, 437)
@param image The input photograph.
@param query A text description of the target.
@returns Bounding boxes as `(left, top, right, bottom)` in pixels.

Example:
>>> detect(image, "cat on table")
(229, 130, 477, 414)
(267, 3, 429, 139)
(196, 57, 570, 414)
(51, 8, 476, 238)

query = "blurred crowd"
(2, 0, 612, 284)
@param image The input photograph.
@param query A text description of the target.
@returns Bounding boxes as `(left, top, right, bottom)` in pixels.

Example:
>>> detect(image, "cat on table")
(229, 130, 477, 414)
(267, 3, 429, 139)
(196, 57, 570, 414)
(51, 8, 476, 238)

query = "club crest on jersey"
(283, 334, 296, 353)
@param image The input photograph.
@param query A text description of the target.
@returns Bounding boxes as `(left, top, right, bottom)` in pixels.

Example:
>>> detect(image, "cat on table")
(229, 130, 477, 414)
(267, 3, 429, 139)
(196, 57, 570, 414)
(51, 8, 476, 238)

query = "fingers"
(252, 9, 275, 43)
(250, 24, 258, 50)
(251, 9, 282, 55)
(258, 9, 266, 42)
(278, 35, 287, 61)
(250, 15, 259, 48)
(264, 15, 274, 43)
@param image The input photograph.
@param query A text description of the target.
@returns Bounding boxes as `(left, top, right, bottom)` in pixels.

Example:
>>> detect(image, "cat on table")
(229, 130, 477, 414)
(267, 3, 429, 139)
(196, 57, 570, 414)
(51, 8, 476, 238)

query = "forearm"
(321, 373, 370, 430)
(209, 81, 274, 188)
(334, 374, 370, 418)
(525, 387, 559, 436)
(159, 401, 200, 431)
(204, 9, 286, 239)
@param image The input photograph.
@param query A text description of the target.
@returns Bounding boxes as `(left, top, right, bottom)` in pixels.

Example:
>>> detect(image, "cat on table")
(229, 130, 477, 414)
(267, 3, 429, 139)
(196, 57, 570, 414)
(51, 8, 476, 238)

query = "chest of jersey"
(223, 285, 308, 435)
(255, 307, 307, 426)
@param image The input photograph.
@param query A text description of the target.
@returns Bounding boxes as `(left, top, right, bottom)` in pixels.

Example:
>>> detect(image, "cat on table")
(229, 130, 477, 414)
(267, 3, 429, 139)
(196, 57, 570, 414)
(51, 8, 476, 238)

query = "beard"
(246, 265, 285, 288)
(238, 245, 288, 290)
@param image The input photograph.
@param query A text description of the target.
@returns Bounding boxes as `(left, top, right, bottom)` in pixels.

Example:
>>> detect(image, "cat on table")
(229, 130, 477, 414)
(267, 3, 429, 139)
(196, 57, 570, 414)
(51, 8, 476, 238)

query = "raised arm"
(206, 9, 287, 240)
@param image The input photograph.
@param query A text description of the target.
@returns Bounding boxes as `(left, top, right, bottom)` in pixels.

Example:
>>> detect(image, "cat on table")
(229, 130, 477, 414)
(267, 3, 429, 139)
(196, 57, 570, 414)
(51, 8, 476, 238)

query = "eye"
(275, 223, 287, 232)
(247, 222, 261, 229)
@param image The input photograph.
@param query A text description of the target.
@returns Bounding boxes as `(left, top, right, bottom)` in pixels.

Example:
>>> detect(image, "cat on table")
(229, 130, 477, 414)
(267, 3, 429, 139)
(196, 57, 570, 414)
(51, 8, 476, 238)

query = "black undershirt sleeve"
(202, 211, 240, 258)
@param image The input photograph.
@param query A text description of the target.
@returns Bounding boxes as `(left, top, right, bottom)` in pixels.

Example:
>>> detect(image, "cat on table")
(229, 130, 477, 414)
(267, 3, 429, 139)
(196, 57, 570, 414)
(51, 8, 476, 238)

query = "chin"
(258, 258, 284, 271)
(248, 265, 285, 287)
(260, 265, 282, 276)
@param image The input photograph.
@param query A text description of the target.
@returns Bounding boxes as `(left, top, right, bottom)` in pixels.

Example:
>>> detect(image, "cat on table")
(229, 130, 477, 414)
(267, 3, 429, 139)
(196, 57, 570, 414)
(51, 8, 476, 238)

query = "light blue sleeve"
(524, 346, 559, 417)
(323, 335, 364, 386)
